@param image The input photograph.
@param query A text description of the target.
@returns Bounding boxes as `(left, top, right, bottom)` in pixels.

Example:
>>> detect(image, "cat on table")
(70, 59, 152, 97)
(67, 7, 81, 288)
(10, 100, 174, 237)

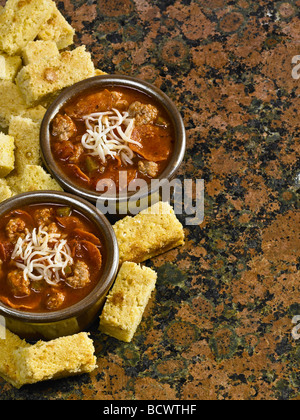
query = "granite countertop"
(0, 0, 299, 401)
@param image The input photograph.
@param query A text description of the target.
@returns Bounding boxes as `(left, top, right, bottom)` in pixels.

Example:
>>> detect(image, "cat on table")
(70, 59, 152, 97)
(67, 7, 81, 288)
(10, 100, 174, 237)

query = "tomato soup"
(0, 204, 105, 313)
(50, 87, 175, 192)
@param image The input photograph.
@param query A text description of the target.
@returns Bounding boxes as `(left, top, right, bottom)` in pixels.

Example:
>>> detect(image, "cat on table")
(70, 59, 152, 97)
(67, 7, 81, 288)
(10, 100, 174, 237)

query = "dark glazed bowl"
(0, 191, 119, 341)
(40, 75, 186, 215)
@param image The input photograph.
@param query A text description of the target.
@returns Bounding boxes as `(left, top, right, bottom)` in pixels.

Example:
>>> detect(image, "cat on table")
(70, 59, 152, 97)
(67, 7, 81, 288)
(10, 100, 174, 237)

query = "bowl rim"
(40, 74, 186, 204)
(0, 191, 119, 323)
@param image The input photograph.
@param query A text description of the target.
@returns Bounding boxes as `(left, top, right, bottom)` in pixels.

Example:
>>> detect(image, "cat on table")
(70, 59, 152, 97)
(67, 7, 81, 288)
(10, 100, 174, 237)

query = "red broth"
(50, 87, 175, 192)
(0, 204, 105, 313)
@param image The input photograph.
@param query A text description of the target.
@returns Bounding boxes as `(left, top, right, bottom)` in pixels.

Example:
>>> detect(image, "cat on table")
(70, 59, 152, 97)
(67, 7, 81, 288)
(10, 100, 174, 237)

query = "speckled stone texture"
(0, 0, 299, 401)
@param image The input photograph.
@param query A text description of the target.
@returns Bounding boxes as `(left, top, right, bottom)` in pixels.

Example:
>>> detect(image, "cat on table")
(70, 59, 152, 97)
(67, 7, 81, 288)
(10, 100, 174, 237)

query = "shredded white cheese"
(81, 109, 140, 165)
(11, 226, 74, 286)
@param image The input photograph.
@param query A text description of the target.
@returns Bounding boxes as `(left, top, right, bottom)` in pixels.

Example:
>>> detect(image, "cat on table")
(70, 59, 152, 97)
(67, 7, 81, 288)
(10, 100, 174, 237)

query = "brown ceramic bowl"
(40, 75, 186, 216)
(0, 191, 119, 341)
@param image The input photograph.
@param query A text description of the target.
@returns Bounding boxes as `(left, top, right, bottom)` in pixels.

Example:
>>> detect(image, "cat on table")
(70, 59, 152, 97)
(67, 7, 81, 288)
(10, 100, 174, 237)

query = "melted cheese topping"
(81, 109, 140, 165)
(11, 226, 74, 286)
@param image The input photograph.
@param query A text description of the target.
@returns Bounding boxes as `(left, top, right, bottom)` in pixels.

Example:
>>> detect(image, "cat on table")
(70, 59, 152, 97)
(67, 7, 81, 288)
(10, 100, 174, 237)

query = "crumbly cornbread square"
(99, 262, 157, 342)
(16, 46, 95, 106)
(0, 132, 15, 177)
(0, 81, 29, 128)
(0, 329, 30, 389)
(14, 332, 97, 386)
(113, 201, 185, 265)
(37, 1, 75, 50)
(22, 105, 47, 122)
(0, 0, 53, 56)
(22, 40, 59, 66)
(0, 54, 22, 81)
(0, 179, 13, 202)
(16, 165, 62, 193)
(0, 330, 97, 388)
(8, 116, 41, 175)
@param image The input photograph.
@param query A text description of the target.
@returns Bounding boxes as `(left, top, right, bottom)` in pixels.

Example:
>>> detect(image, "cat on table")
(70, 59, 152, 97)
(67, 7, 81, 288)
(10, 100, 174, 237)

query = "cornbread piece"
(22, 105, 47, 122)
(14, 333, 97, 386)
(113, 201, 185, 265)
(14, 165, 62, 193)
(0, 0, 53, 56)
(16, 46, 95, 106)
(7, 117, 50, 193)
(0, 330, 97, 388)
(0, 329, 30, 389)
(0, 179, 13, 202)
(8, 116, 41, 176)
(99, 262, 157, 342)
(0, 54, 22, 81)
(0, 81, 29, 128)
(22, 40, 59, 66)
(0, 133, 15, 177)
(37, 1, 75, 50)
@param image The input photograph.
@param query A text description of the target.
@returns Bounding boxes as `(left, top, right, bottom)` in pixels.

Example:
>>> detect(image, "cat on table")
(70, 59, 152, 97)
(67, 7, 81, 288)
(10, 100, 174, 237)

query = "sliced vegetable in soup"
(0, 204, 105, 313)
(50, 87, 175, 192)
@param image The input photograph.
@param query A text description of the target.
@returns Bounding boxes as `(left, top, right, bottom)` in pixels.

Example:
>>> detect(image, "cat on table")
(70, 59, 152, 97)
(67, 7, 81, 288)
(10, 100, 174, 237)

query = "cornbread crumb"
(14, 332, 97, 386)
(0, 179, 13, 202)
(37, 1, 75, 50)
(99, 262, 157, 342)
(16, 46, 95, 106)
(0, 132, 15, 177)
(0, 0, 53, 55)
(22, 40, 59, 66)
(113, 201, 185, 265)
(0, 81, 29, 128)
(0, 329, 30, 389)
(0, 56, 5, 79)
(0, 54, 22, 81)
(94, 69, 108, 76)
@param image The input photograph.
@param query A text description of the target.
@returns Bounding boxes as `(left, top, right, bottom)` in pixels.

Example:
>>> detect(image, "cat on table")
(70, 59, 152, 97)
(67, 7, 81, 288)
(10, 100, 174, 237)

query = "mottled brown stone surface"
(0, 0, 299, 401)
